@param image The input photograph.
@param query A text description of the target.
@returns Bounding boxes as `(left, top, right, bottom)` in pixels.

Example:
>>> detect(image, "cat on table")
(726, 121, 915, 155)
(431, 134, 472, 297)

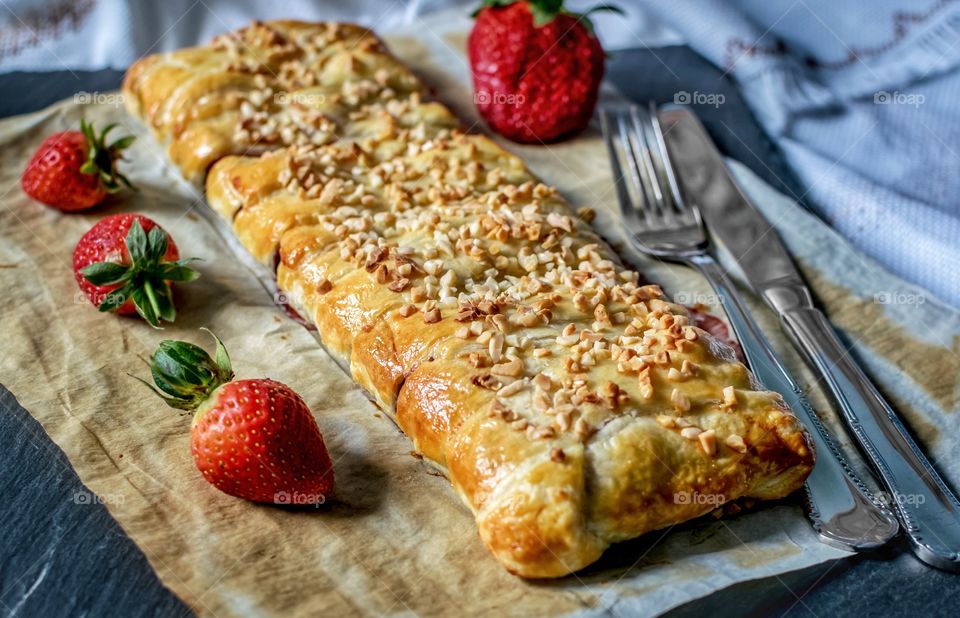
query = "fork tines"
(600, 103, 699, 233)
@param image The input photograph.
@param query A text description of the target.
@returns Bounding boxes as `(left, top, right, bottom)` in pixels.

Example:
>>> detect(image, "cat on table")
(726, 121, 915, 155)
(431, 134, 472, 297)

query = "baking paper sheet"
(2, 11, 958, 617)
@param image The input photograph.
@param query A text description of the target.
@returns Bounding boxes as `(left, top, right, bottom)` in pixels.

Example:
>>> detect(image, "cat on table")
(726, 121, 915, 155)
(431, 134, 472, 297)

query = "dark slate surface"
(1, 50, 957, 617)
(0, 384, 190, 617)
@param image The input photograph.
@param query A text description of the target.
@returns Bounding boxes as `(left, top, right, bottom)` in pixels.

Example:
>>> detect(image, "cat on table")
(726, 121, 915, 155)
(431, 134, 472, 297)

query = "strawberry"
(468, 0, 619, 143)
(73, 213, 199, 327)
(22, 119, 136, 211)
(138, 330, 334, 505)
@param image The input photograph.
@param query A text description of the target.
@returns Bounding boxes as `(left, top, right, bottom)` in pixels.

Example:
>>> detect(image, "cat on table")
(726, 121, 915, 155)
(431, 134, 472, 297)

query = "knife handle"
(767, 285, 960, 571)
(689, 255, 898, 550)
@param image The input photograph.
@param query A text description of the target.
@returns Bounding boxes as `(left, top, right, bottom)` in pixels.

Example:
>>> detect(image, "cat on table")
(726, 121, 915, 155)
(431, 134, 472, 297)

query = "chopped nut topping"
(671, 388, 691, 413)
(497, 379, 526, 397)
(533, 373, 553, 391)
(365, 246, 389, 271)
(600, 381, 629, 409)
(536, 426, 557, 440)
(472, 374, 502, 391)
(533, 389, 552, 411)
(424, 308, 442, 324)
(680, 427, 702, 440)
(725, 434, 748, 453)
(491, 358, 523, 378)
(410, 286, 426, 303)
(550, 447, 566, 462)
(698, 429, 717, 456)
(722, 386, 738, 409)
(488, 332, 504, 363)
(656, 414, 676, 428)
(467, 352, 491, 368)
(574, 417, 594, 441)
(388, 277, 410, 292)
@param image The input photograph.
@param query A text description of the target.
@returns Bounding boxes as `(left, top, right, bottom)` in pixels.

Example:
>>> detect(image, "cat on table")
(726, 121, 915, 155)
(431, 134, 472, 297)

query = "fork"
(600, 103, 899, 551)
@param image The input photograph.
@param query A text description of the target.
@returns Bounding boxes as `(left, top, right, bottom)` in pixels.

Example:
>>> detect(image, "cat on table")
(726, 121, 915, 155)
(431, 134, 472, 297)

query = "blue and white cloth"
(639, 0, 960, 308)
(2, 0, 957, 306)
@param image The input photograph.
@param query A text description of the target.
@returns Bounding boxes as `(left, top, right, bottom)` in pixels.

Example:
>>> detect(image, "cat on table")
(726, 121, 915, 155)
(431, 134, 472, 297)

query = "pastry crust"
(126, 20, 815, 578)
(123, 20, 457, 182)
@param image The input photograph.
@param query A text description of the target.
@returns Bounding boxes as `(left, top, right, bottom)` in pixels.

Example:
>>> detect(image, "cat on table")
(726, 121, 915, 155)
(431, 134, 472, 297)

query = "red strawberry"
(139, 330, 334, 505)
(73, 213, 199, 327)
(22, 119, 136, 211)
(468, 0, 619, 143)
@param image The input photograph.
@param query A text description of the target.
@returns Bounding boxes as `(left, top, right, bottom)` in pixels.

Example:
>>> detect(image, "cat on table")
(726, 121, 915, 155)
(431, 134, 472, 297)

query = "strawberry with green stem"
(136, 329, 335, 505)
(73, 213, 199, 327)
(22, 119, 136, 211)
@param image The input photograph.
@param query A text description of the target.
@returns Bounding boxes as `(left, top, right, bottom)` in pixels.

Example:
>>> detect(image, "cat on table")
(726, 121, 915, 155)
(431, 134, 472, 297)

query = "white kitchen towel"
(636, 0, 960, 309)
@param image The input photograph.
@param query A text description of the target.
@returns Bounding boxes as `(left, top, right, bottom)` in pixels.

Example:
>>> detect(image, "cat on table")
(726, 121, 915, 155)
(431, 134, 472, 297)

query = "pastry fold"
(125, 20, 814, 578)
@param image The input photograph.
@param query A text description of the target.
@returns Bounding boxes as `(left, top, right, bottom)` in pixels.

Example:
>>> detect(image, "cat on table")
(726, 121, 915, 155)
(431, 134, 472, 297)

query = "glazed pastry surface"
(126, 20, 815, 578)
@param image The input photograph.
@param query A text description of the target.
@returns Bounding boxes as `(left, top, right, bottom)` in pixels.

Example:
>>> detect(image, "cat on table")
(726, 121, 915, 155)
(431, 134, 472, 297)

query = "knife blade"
(661, 105, 960, 571)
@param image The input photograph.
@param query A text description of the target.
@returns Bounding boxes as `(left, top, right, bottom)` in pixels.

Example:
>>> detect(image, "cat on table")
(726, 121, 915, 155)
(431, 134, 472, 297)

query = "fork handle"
(764, 283, 960, 571)
(688, 254, 899, 550)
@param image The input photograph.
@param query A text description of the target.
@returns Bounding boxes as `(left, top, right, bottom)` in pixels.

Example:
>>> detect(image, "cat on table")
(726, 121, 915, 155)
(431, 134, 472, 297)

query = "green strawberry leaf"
(97, 284, 130, 313)
(80, 261, 130, 286)
(125, 219, 148, 263)
(472, 0, 514, 17)
(156, 340, 219, 386)
(149, 362, 190, 399)
(79, 159, 98, 176)
(584, 3, 624, 16)
(146, 226, 168, 262)
(116, 171, 138, 191)
(128, 374, 196, 411)
(162, 261, 201, 282)
(147, 280, 176, 324)
(129, 286, 159, 328)
(529, 0, 564, 25)
(578, 3, 623, 32)
(201, 327, 233, 377)
(109, 135, 136, 151)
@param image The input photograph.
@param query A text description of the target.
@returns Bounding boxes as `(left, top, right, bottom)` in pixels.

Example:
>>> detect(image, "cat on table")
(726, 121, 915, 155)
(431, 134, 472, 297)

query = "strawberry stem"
(134, 328, 234, 411)
(79, 118, 138, 193)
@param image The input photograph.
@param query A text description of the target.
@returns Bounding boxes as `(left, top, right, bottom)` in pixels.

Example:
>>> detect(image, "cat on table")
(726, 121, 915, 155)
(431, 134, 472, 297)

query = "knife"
(661, 105, 960, 571)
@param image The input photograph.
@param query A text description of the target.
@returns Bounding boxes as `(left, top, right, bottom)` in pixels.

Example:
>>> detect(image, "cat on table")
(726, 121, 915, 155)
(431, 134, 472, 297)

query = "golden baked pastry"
(123, 20, 457, 182)
(126, 20, 815, 578)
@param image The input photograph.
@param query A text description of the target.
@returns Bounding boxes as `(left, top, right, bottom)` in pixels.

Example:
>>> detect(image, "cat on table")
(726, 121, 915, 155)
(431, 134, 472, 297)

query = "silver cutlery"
(661, 104, 960, 571)
(600, 103, 899, 551)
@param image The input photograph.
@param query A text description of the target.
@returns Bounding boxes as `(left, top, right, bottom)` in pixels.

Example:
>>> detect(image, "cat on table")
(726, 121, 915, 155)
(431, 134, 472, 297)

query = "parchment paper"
(1, 12, 958, 618)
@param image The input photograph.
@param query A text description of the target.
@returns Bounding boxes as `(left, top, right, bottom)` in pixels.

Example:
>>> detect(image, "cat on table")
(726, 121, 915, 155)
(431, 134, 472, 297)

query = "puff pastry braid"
(125, 20, 814, 578)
